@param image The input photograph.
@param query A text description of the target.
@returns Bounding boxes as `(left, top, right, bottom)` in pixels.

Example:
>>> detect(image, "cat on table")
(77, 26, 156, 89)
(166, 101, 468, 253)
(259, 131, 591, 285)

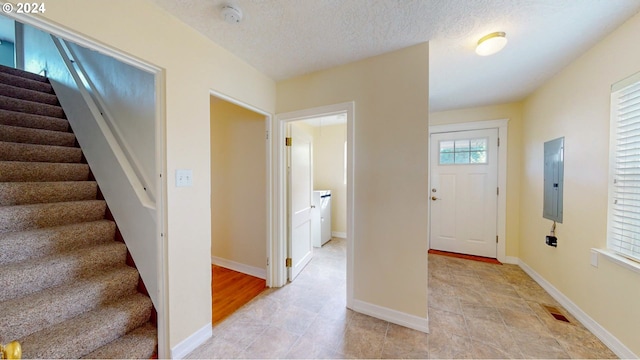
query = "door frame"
(210, 90, 274, 286)
(274, 102, 355, 307)
(428, 119, 509, 263)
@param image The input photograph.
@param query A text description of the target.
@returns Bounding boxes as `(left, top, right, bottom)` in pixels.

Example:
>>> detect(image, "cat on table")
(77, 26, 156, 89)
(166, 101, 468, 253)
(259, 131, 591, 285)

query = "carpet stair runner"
(0, 64, 157, 359)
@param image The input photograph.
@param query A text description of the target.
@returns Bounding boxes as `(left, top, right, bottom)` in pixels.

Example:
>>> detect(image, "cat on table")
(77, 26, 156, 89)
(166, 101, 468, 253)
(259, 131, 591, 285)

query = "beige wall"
(277, 43, 429, 318)
(430, 102, 524, 257)
(31, 0, 276, 350)
(520, 12, 640, 355)
(210, 98, 266, 271)
(312, 124, 348, 234)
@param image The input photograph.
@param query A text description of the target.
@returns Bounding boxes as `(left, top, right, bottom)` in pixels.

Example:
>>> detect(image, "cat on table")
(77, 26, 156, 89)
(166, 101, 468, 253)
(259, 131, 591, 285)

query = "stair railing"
(0, 341, 21, 359)
(49, 35, 155, 209)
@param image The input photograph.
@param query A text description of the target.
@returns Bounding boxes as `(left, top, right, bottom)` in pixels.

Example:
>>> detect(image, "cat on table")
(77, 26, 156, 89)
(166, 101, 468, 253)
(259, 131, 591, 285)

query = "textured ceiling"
(150, 0, 640, 112)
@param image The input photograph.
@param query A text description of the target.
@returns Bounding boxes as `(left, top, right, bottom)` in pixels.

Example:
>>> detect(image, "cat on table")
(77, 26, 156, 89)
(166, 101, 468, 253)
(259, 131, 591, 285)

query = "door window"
(439, 138, 488, 165)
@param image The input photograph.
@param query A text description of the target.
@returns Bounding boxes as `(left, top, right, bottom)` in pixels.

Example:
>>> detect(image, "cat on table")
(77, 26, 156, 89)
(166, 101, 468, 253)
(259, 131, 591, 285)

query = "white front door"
(288, 122, 314, 280)
(430, 128, 499, 258)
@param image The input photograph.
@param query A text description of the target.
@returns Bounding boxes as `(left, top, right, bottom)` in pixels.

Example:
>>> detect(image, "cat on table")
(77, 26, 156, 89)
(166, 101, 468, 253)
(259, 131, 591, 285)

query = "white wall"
(312, 124, 347, 235)
(210, 97, 266, 275)
(277, 43, 430, 325)
(67, 42, 157, 199)
(519, 12, 640, 356)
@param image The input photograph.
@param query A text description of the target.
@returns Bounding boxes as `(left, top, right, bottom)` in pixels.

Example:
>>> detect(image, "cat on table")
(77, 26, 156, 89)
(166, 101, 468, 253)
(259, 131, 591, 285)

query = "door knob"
(431, 196, 439, 201)
(311, 205, 316, 208)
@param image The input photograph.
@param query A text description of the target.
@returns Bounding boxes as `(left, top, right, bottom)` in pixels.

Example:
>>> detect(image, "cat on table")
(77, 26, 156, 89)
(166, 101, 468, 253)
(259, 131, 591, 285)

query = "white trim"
(275, 102, 355, 311)
(170, 323, 212, 359)
(331, 231, 347, 238)
(428, 119, 509, 263)
(591, 248, 640, 274)
(211, 256, 267, 279)
(351, 299, 429, 333)
(518, 259, 637, 359)
(209, 91, 273, 287)
(501, 256, 519, 265)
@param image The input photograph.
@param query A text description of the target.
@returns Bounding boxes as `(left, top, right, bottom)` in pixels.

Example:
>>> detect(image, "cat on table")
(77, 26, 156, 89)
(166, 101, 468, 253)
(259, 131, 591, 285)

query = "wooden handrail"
(0, 341, 22, 359)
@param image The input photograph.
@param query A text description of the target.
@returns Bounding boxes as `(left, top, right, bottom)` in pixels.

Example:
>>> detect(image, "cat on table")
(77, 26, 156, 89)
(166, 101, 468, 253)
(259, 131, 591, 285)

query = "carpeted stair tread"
(0, 181, 97, 206)
(0, 82, 59, 105)
(19, 293, 152, 359)
(82, 322, 157, 359)
(0, 220, 115, 265)
(0, 141, 82, 163)
(0, 200, 106, 233)
(0, 265, 139, 342)
(0, 64, 49, 83)
(0, 72, 53, 94)
(0, 241, 127, 302)
(0, 161, 89, 182)
(0, 94, 65, 118)
(0, 109, 69, 132)
(0, 124, 76, 147)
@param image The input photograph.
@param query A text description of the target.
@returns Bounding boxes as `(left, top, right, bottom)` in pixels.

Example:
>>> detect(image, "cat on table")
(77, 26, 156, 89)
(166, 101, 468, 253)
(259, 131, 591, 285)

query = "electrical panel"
(543, 137, 564, 223)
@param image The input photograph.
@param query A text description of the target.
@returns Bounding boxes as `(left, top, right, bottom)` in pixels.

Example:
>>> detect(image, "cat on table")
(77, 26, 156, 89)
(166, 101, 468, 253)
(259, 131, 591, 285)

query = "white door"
(430, 128, 499, 258)
(288, 122, 314, 280)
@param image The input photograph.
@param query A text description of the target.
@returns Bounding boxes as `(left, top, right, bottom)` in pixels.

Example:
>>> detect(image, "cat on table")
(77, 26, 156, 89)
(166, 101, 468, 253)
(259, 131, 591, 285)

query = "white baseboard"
(170, 322, 212, 359)
(518, 259, 637, 359)
(501, 256, 519, 265)
(351, 299, 429, 333)
(331, 231, 347, 239)
(211, 256, 266, 279)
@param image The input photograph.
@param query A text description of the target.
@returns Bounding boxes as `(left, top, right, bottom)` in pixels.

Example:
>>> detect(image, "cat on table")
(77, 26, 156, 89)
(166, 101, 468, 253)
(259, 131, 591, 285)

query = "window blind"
(608, 73, 640, 262)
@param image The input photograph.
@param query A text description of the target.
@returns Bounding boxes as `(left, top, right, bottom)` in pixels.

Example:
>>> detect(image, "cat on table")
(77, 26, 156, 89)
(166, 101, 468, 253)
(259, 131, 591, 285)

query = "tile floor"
(187, 238, 617, 359)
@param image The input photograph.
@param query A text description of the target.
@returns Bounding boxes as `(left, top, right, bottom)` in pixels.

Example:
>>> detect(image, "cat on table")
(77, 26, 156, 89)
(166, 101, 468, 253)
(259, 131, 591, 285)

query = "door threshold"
(428, 249, 502, 265)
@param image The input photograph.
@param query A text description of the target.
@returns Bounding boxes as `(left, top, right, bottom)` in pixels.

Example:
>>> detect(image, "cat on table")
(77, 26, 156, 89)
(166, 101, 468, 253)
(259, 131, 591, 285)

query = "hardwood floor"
(211, 265, 266, 324)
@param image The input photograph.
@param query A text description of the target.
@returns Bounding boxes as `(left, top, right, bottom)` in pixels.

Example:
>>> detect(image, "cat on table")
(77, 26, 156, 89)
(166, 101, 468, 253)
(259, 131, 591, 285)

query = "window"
(608, 72, 640, 263)
(439, 138, 488, 165)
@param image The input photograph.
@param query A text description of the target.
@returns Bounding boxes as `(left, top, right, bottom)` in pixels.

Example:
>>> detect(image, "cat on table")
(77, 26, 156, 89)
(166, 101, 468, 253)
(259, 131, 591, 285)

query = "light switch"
(176, 169, 193, 187)
(590, 249, 599, 268)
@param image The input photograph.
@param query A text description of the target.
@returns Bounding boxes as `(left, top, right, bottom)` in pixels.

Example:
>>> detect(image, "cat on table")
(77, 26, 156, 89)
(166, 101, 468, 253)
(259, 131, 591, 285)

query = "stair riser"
(0, 182, 97, 206)
(0, 142, 82, 163)
(0, 95, 65, 118)
(0, 242, 127, 302)
(0, 200, 106, 233)
(0, 162, 89, 182)
(20, 294, 152, 359)
(0, 72, 53, 94)
(0, 83, 59, 106)
(82, 323, 157, 360)
(0, 64, 49, 83)
(0, 124, 76, 147)
(0, 220, 115, 265)
(0, 109, 69, 132)
(0, 267, 139, 342)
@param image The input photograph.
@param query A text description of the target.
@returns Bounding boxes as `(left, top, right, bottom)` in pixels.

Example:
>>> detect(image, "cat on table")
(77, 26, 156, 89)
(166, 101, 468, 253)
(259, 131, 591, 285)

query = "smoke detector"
(221, 5, 243, 24)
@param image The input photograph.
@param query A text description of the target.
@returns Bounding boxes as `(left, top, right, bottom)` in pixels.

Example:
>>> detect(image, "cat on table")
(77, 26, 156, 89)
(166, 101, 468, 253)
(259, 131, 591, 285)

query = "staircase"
(0, 65, 157, 359)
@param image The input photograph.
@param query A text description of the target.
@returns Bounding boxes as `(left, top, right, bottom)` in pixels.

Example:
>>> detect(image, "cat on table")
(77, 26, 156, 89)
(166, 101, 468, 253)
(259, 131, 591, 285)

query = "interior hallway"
(188, 239, 616, 359)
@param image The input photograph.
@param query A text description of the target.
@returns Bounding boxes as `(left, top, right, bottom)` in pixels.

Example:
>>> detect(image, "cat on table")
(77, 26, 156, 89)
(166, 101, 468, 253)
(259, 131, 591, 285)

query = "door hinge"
(266, 130, 269, 140)
(285, 257, 292, 267)
(497, 187, 499, 196)
(496, 235, 499, 243)
(497, 137, 500, 147)
(285, 137, 292, 146)
(266, 257, 269, 266)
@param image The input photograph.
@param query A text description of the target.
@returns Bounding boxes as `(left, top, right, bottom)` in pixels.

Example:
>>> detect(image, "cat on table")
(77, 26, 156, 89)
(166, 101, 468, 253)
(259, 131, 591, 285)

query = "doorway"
(429, 119, 508, 262)
(275, 102, 355, 307)
(209, 93, 271, 323)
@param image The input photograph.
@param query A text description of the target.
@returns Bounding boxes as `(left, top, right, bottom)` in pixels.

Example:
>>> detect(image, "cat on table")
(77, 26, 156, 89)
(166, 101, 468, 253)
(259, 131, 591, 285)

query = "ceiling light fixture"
(475, 32, 507, 56)
(221, 5, 243, 24)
